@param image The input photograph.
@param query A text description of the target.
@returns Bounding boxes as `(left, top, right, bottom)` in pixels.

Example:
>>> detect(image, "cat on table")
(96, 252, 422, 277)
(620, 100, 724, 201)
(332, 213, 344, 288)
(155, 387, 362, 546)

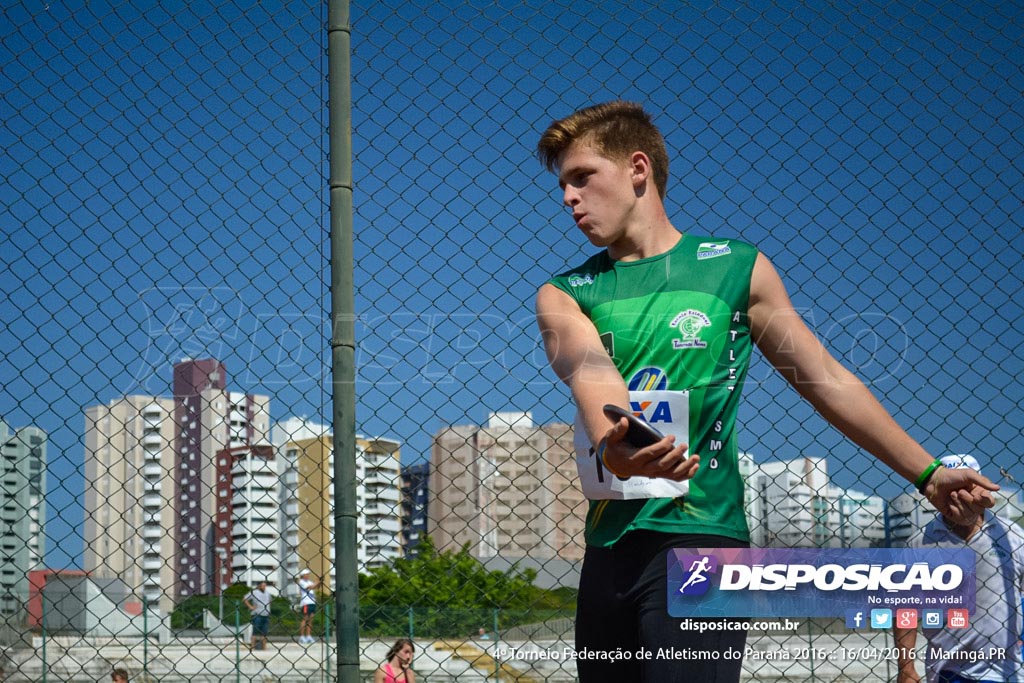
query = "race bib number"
(574, 390, 690, 500)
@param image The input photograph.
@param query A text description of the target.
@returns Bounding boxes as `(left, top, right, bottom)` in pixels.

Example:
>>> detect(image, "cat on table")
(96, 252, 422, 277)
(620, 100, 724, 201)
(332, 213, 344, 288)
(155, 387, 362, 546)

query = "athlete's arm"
(536, 283, 699, 480)
(893, 626, 921, 683)
(747, 252, 996, 521)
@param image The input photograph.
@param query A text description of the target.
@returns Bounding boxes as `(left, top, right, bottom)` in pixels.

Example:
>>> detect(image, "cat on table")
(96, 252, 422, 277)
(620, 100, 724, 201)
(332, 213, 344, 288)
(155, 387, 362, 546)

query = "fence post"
(323, 602, 332, 683)
(142, 595, 149, 678)
(40, 587, 46, 683)
(492, 608, 500, 679)
(327, 0, 359, 681)
(235, 604, 241, 683)
(806, 618, 815, 683)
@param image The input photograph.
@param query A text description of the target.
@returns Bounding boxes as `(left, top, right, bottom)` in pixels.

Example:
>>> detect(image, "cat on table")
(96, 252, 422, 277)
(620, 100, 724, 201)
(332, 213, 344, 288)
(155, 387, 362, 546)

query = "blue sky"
(2, 0, 1022, 568)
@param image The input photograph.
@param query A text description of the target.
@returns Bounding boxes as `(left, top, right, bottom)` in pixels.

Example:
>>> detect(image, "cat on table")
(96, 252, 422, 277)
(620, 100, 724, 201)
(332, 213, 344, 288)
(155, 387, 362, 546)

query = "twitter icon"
(870, 609, 893, 629)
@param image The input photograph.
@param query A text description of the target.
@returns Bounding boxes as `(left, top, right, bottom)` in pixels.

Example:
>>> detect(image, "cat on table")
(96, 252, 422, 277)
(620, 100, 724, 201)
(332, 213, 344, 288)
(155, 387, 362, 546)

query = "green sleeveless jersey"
(548, 234, 757, 547)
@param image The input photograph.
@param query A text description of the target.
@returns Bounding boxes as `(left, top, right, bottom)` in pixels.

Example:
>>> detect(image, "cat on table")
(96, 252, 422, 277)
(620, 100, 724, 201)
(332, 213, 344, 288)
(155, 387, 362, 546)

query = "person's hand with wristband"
(598, 409, 700, 481)
(915, 458, 995, 523)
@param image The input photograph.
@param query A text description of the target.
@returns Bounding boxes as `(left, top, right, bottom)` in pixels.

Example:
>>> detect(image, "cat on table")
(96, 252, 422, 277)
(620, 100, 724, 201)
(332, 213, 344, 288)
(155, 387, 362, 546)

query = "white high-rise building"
(358, 436, 404, 569)
(827, 486, 887, 548)
(744, 456, 885, 548)
(0, 420, 47, 614)
(213, 444, 280, 590)
(83, 397, 175, 611)
(746, 457, 830, 547)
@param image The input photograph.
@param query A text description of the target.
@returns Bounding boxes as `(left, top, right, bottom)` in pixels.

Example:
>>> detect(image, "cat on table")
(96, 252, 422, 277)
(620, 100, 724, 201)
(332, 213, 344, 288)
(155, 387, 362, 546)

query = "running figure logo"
(677, 554, 717, 596)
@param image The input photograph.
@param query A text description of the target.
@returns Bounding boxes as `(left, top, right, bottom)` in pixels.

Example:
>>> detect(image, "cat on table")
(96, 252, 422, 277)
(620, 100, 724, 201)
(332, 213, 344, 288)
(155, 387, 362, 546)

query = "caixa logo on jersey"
(627, 368, 675, 423)
(666, 548, 975, 618)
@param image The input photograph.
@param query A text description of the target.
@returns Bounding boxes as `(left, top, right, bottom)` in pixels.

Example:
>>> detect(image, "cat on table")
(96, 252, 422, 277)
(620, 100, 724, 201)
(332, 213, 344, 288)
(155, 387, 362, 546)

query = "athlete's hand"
(922, 466, 997, 525)
(600, 417, 699, 481)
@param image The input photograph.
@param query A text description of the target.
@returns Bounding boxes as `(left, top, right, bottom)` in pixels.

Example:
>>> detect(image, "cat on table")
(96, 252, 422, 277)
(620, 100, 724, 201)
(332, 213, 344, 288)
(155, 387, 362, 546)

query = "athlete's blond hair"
(537, 101, 670, 199)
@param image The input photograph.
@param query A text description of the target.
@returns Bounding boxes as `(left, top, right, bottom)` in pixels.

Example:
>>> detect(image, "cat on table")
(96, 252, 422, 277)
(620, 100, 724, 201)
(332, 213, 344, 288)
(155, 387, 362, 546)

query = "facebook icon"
(845, 609, 865, 629)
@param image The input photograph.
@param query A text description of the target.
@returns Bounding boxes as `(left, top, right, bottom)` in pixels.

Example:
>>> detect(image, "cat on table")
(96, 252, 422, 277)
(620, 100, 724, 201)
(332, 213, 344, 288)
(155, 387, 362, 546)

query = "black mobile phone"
(602, 404, 665, 448)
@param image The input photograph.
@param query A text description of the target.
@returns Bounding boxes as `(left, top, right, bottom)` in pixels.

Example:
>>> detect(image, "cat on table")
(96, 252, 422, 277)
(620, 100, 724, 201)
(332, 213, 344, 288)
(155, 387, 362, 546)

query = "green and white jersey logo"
(697, 241, 732, 260)
(670, 309, 711, 349)
(567, 274, 594, 287)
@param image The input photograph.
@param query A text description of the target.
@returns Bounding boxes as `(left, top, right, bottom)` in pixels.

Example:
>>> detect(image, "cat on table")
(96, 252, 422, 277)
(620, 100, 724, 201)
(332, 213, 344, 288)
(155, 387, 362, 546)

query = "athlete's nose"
(563, 185, 580, 207)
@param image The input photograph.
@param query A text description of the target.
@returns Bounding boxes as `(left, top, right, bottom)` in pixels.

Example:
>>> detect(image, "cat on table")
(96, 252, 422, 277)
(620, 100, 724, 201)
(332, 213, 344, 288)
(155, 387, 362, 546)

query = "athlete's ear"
(628, 151, 652, 191)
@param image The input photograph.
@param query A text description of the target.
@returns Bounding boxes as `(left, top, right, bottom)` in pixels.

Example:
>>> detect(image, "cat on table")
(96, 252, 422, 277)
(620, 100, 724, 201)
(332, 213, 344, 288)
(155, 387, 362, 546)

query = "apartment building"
(276, 421, 403, 596)
(0, 420, 46, 614)
(400, 462, 429, 557)
(428, 412, 584, 562)
(172, 358, 270, 599)
(213, 444, 279, 590)
(83, 397, 175, 611)
(745, 456, 885, 548)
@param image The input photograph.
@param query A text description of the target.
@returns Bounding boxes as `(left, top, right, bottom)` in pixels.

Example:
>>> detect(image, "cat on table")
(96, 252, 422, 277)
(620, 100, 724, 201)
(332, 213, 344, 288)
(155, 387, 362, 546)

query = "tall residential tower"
(172, 359, 270, 599)
(0, 420, 46, 615)
(83, 397, 176, 611)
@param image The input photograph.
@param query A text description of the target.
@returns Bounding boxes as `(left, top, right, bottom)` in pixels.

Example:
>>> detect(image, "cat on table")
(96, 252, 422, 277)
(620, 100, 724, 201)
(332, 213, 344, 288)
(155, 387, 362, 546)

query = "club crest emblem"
(670, 310, 710, 349)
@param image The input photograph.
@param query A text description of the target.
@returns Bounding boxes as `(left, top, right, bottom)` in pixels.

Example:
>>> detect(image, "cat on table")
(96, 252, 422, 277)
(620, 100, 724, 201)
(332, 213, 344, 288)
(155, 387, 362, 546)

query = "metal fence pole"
(235, 605, 241, 683)
(807, 618, 816, 683)
(143, 596, 149, 678)
(40, 588, 46, 683)
(327, 1, 358, 682)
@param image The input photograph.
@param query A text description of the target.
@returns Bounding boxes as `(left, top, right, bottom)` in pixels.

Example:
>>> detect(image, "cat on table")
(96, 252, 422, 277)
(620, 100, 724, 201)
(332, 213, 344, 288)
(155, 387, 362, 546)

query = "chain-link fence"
(2, 0, 1023, 681)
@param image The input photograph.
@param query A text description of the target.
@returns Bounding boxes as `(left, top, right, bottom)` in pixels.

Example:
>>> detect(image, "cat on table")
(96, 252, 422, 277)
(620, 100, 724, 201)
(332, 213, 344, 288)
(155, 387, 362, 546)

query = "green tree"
(359, 536, 575, 638)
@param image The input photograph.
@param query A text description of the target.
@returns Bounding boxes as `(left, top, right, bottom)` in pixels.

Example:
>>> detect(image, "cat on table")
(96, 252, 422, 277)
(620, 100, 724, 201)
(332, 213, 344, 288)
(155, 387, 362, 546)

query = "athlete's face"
(558, 142, 640, 248)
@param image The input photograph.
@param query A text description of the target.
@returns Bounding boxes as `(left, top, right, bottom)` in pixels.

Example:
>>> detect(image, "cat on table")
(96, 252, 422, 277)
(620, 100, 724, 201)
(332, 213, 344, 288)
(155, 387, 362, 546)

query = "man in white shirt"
(297, 569, 319, 645)
(243, 580, 273, 650)
(895, 455, 1024, 683)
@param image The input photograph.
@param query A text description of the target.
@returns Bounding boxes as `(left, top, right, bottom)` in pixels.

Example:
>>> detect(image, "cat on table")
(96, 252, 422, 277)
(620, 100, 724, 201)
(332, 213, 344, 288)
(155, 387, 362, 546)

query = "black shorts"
(575, 530, 749, 683)
(251, 615, 269, 636)
(302, 604, 317, 616)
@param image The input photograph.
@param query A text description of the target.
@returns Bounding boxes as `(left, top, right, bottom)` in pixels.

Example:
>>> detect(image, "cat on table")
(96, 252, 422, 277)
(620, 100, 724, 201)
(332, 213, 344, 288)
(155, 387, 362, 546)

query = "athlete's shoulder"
(546, 251, 612, 292)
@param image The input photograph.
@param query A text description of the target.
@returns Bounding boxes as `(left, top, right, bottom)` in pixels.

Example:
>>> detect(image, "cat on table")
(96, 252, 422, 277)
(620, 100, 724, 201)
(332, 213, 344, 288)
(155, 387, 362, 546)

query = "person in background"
(243, 579, 273, 650)
(296, 569, 319, 645)
(110, 669, 129, 683)
(374, 638, 416, 683)
(894, 454, 1024, 683)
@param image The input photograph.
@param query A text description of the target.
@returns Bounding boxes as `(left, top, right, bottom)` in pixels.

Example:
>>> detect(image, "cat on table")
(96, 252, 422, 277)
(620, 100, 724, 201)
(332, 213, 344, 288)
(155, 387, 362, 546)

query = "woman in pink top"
(374, 638, 416, 683)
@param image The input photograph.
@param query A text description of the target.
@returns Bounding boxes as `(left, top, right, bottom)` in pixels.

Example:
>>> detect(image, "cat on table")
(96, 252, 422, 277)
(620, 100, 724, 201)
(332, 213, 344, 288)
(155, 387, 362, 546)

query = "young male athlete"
(534, 100, 998, 683)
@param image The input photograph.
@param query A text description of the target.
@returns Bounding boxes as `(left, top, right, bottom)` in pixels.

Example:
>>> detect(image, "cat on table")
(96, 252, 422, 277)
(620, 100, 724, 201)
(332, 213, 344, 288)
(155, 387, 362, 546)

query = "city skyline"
(12, 394, 1024, 610)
